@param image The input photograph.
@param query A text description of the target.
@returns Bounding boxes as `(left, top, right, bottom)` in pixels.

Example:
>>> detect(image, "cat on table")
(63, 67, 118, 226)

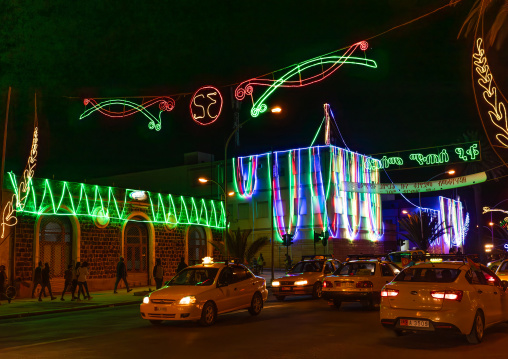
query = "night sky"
(1, 0, 507, 204)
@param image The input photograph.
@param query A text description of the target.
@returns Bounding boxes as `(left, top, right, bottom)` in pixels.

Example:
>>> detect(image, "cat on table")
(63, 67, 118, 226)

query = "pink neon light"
(235, 41, 368, 101)
(190, 86, 223, 126)
(83, 97, 175, 118)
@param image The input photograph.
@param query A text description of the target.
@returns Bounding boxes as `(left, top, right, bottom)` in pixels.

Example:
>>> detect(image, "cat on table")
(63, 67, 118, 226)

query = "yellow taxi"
(140, 258, 268, 326)
(271, 256, 341, 301)
(495, 259, 508, 280)
(380, 259, 508, 344)
(387, 249, 426, 267)
(322, 256, 401, 309)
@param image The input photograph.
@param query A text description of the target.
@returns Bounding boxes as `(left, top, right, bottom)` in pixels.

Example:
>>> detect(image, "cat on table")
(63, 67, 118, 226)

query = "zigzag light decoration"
(80, 97, 175, 131)
(7, 173, 225, 229)
(235, 41, 377, 117)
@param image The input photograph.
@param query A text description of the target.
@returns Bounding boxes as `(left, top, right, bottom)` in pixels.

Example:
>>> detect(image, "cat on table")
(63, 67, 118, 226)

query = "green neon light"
(7, 173, 225, 228)
(80, 99, 165, 131)
(409, 149, 449, 166)
(248, 56, 377, 117)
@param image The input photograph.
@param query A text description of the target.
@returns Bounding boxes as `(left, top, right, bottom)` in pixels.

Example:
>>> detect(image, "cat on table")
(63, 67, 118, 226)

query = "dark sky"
(1, 0, 505, 191)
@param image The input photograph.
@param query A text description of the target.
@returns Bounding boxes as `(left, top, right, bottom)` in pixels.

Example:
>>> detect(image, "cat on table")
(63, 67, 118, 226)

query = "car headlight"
(295, 280, 308, 286)
(272, 281, 280, 287)
(179, 296, 196, 305)
(143, 296, 150, 304)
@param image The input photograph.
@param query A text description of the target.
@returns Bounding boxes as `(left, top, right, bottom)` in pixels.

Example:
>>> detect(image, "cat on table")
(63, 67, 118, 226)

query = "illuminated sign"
(504, 243, 508, 250)
(370, 141, 481, 170)
(129, 191, 148, 201)
(190, 86, 223, 125)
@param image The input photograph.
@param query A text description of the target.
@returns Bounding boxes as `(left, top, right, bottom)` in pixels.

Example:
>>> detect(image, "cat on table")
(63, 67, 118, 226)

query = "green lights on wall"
(7, 173, 225, 229)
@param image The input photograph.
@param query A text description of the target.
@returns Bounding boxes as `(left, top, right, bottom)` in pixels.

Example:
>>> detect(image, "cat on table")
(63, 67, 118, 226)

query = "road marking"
(0, 335, 92, 352)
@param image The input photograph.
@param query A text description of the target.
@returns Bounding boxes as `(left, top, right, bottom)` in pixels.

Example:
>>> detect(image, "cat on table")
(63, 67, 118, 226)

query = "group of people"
(32, 261, 93, 301)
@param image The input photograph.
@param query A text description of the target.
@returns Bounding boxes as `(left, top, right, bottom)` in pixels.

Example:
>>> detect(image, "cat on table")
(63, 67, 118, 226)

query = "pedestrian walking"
(39, 263, 57, 301)
(176, 257, 188, 273)
(114, 256, 132, 293)
(153, 258, 164, 290)
(0, 265, 11, 304)
(76, 261, 92, 301)
(257, 253, 265, 274)
(31, 261, 46, 298)
(284, 254, 292, 272)
(60, 264, 74, 301)
(70, 262, 80, 301)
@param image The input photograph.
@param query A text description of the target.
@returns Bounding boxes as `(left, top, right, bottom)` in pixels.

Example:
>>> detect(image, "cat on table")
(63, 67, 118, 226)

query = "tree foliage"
(210, 228, 269, 265)
(398, 212, 448, 251)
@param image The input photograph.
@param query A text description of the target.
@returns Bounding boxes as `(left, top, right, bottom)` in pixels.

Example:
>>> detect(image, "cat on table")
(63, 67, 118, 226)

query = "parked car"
(380, 259, 508, 344)
(387, 249, 426, 267)
(495, 259, 508, 280)
(140, 258, 268, 326)
(322, 257, 401, 309)
(271, 256, 341, 301)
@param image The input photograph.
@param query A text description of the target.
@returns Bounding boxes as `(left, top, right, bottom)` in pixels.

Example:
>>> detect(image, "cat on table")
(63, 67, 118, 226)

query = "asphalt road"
(1, 295, 508, 359)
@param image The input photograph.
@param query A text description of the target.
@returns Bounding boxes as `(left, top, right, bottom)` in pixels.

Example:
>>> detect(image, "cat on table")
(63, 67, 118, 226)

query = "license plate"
(336, 282, 353, 288)
(400, 319, 429, 328)
(154, 307, 167, 312)
(281, 286, 292, 291)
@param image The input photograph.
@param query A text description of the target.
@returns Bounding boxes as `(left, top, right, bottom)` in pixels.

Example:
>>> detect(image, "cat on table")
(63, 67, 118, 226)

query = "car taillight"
(430, 290, 463, 301)
(356, 281, 373, 288)
(381, 289, 399, 297)
(323, 281, 333, 288)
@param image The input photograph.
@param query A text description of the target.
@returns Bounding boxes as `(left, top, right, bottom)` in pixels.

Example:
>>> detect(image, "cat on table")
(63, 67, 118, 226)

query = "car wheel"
(466, 311, 484, 344)
(149, 320, 163, 325)
(333, 299, 342, 309)
(248, 292, 263, 316)
(275, 295, 285, 301)
(312, 282, 323, 299)
(199, 301, 217, 326)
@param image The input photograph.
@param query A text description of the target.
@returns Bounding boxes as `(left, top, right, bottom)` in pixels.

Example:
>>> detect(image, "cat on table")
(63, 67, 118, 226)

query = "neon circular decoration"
(93, 207, 110, 228)
(166, 213, 178, 230)
(189, 86, 223, 125)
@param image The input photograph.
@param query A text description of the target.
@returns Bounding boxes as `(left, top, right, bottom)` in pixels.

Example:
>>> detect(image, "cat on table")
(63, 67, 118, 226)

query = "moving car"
(271, 256, 341, 301)
(140, 258, 268, 326)
(322, 256, 401, 309)
(380, 259, 508, 344)
(387, 249, 426, 267)
(495, 259, 508, 280)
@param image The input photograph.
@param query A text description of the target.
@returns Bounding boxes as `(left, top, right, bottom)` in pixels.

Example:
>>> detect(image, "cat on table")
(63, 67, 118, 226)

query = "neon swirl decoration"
(473, 38, 508, 147)
(233, 155, 258, 198)
(190, 86, 223, 126)
(235, 41, 377, 117)
(7, 173, 225, 229)
(80, 97, 175, 131)
(1, 127, 38, 238)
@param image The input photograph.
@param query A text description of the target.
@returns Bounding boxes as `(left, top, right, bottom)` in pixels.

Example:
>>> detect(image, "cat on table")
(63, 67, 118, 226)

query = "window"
(232, 265, 252, 283)
(296, 198, 307, 215)
(227, 204, 235, 221)
(339, 263, 376, 276)
(39, 216, 72, 278)
(395, 268, 461, 283)
(324, 262, 334, 274)
(380, 264, 393, 277)
(257, 201, 269, 218)
(238, 203, 250, 220)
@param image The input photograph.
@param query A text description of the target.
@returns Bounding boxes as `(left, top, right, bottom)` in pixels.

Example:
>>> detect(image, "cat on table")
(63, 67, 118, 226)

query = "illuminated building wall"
(4, 175, 224, 297)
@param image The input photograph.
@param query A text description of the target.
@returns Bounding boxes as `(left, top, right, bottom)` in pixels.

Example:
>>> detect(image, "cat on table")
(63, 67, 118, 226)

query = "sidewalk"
(0, 269, 287, 320)
(0, 286, 150, 320)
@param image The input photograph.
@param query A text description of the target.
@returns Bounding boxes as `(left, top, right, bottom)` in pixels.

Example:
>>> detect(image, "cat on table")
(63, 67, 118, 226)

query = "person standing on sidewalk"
(39, 263, 57, 301)
(153, 258, 164, 290)
(31, 261, 46, 298)
(114, 256, 132, 293)
(70, 262, 80, 301)
(76, 261, 92, 301)
(257, 253, 265, 274)
(60, 264, 74, 301)
(0, 265, 11, 304)
(176, 257, 187, 273)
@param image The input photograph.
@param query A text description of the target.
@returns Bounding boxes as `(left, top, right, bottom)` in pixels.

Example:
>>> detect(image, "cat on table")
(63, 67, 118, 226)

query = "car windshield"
(337, 262, 376, 276)
(394, 267, 460, 282)
(499, 262, 508, 272)
(168, 268, 219, 286)
(289, 261, 323, 273)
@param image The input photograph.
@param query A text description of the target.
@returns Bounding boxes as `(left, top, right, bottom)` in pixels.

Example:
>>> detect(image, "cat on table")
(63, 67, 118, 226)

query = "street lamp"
(198, 177, 233, 258)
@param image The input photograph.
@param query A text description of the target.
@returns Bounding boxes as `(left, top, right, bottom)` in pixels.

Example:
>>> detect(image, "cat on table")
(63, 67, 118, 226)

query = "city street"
(1, 294, 508, 359)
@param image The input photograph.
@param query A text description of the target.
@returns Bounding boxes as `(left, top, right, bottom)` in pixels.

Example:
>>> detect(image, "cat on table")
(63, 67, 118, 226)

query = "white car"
(322, 259, 400, 309)
(380, 261, 508, 344)
(140, 259, 268, 326)
(495, 259, 508, 281)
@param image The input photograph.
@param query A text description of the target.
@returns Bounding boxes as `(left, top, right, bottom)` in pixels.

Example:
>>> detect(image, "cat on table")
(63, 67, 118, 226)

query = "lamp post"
(483, 198, 508, 251)
(198, 178, 233, 259)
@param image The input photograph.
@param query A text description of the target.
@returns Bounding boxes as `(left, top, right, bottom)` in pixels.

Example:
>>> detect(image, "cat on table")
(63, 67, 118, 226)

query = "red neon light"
(190, 86, 223, 126)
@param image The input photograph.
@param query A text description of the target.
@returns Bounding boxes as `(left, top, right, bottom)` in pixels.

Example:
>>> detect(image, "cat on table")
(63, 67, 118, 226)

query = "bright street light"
(198, 178, 208, 183)
(271, 107, 282, 113)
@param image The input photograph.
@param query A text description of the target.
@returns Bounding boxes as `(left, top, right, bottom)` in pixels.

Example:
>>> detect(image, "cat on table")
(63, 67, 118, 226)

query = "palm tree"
(455, 0, 508, 50)
(398, 212, 448, 251)
(210, 228, 269, 265)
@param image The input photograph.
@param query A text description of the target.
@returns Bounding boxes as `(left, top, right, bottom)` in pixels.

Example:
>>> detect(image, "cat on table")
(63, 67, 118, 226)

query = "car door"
(230, 265, 255, 308)
(215, 267, 235, 312)
(469, 268, 501, 325)
(481, 267, 506, 323)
